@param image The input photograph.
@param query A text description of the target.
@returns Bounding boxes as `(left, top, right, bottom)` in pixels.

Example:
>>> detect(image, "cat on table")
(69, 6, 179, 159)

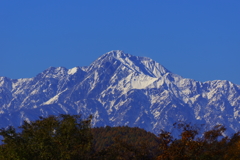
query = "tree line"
(0, 114, 239, 160)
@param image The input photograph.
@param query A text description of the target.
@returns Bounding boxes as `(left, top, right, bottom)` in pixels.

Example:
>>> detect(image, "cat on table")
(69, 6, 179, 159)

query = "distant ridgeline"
(0, 50, 240, 137)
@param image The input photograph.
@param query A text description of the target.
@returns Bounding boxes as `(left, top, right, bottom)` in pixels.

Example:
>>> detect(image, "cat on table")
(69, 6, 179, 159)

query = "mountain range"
(0, 50, 240, 136)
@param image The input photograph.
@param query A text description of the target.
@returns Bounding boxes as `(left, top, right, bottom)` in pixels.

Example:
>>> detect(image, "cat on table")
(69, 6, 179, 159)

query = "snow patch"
(43, 89, 67, 105)
(68, 67, 78, 75)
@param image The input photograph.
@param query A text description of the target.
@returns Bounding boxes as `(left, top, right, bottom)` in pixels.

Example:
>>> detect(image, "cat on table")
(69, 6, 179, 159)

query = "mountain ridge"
(0, 50, 239, 136)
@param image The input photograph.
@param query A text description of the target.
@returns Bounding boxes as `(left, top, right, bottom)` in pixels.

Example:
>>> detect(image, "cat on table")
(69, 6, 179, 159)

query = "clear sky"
(1, 0, 239, 84)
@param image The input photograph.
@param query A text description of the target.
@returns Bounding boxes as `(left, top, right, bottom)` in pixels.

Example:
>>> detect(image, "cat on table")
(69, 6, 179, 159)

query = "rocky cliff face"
(0, 50, 240, 135)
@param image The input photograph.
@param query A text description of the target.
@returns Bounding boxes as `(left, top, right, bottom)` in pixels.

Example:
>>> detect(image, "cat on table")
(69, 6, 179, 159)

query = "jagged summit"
(0, 50, 240, 136)
(105, 50, 130, 58)
(90, 50, 170, 79)
(94, 50, 130, 64)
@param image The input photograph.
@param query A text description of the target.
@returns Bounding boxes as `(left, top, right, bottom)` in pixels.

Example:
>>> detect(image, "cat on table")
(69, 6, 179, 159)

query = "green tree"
(0, 114, 93, 160)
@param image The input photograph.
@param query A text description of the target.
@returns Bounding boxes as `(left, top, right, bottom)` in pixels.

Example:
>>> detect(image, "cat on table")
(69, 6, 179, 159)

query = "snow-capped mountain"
(0, 50, 240, 135)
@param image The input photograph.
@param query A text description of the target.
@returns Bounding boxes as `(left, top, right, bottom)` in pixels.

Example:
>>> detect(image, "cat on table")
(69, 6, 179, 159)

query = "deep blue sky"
(1, 0, 239, 84)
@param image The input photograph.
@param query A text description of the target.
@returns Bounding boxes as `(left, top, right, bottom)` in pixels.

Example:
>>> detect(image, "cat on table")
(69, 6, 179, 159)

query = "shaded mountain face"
(0, 50, 240, 135)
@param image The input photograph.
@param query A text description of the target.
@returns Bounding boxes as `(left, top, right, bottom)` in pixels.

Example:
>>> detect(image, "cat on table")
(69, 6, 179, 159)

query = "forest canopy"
(0, 114, 239, 160)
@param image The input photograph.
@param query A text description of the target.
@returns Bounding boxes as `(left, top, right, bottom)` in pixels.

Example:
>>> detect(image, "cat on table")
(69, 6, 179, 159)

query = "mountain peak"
(90, 50, 170, 78)
(106, 50, 126, 56)
(0, 50, 240, 137)
(98, 50, 131, 61)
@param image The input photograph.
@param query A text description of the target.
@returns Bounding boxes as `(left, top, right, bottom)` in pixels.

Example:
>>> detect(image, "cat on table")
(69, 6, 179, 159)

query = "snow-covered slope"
(0, 50, 240, 135)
